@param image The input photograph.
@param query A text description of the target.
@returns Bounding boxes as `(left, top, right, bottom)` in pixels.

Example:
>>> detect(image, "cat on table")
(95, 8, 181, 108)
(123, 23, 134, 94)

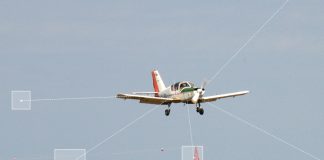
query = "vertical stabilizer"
(151, 70, 166, 97)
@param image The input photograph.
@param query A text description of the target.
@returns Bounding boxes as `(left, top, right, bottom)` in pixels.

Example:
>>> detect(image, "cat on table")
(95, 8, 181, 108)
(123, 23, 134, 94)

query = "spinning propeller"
(192, 79, 208, 104)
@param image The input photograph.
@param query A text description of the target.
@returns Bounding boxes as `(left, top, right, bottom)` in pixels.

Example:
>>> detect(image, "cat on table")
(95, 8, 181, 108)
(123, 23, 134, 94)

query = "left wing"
(132, 92, 158, 95)
(116, 93, 181, 105)
(199, 90, 249, 103)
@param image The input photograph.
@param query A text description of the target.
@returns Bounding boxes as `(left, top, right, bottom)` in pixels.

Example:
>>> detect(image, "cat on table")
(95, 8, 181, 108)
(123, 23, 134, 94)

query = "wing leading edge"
(199, 90, 249, 103)
(116, 93, 181, 105)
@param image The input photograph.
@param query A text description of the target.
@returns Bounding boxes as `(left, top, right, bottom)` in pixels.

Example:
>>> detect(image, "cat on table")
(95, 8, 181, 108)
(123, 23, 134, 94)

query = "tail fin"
(151, 69, 166, 97)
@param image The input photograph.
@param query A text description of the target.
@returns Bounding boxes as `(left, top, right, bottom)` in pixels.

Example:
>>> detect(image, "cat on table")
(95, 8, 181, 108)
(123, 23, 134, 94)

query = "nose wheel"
(197, 108, 204, 115)
(196, 103, 204, 115)
(196, 107, 204, 115)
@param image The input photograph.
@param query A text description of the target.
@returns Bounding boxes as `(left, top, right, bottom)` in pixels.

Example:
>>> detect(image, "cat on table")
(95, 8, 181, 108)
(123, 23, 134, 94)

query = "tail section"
(151, 69, 166, 97)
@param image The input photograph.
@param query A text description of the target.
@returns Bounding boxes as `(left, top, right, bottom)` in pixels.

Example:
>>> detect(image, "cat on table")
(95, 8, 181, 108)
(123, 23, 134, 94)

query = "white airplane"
(117, 70, 249, 116)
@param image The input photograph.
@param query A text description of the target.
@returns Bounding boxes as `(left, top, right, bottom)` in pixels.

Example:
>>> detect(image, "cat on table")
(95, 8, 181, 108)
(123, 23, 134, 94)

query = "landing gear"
(165, 109, 170, 116)
(165, 104, 171, 116)
(197, 107, 204, 115)
(196, 103, 204, 115)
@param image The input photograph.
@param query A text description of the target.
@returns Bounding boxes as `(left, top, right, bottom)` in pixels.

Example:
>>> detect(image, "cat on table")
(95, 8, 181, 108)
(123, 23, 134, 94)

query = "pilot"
(180, 83, 187, 89)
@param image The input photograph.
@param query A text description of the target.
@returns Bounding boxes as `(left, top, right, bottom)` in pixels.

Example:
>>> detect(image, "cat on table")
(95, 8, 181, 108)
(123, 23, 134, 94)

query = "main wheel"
(198, 108, 204, 115)
(165, 109, 170, 116)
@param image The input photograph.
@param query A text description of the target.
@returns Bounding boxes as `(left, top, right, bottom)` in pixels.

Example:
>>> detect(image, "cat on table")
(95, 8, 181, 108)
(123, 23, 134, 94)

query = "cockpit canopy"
(171, 81, 195, 91)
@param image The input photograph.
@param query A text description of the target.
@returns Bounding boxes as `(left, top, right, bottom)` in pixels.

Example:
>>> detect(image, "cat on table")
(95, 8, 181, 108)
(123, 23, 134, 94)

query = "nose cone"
(201, 90, 205, 96)
(197, 88, 205, 96)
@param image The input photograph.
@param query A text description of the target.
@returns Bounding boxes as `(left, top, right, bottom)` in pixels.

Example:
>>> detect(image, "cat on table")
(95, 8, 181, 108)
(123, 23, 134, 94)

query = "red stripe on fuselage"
(152, 71, 159, 97)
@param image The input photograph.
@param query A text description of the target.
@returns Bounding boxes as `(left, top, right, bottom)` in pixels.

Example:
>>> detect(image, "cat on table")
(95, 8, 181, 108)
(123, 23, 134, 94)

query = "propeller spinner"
(191, 80, 207, 104)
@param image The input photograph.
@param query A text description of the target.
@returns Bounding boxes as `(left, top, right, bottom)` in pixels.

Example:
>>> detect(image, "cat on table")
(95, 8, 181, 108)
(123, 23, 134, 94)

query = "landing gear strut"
(196, 103, 204, 115)
(165, 104, 171, 116)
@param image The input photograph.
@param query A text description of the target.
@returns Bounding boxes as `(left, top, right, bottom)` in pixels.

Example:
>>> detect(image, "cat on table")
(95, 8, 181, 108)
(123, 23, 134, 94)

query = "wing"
(132, 92, 158, 95)
(116, 93, 181, 105)
(199, 90, 249, 103)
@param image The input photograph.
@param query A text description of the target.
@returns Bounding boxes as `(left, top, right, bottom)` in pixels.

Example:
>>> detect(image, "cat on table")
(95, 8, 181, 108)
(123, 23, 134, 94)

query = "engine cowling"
(191, 91, 200, 104)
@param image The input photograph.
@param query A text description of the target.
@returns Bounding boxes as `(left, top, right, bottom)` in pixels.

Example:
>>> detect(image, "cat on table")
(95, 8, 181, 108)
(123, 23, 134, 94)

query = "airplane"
(117, 69, 249, 116)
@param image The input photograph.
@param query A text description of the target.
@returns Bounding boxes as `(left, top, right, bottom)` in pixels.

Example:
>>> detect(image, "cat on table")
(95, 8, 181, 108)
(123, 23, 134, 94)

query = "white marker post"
(11, 90, 31, 111)
(54, 149, 86, 160)
(182, 146, 203, 160)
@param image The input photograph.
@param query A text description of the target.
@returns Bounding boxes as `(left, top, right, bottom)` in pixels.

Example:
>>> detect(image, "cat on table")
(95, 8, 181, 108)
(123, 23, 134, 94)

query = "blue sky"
(1, 0, 323, 160)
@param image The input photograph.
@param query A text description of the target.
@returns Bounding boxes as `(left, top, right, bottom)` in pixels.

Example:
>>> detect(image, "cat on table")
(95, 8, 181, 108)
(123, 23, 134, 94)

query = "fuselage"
(151, 70, 204, 104)
(158, 81, 199, 102)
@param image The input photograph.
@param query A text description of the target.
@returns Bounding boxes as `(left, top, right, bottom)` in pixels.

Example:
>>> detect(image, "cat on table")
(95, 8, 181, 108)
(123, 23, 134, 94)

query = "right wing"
(199, 90, 249, 103)
(116, 93, 181, 105)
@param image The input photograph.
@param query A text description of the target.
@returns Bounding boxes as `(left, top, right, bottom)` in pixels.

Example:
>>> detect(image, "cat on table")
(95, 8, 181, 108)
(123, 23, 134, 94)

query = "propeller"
(200, 79, 208, 90)
(191, 79, 208, 104)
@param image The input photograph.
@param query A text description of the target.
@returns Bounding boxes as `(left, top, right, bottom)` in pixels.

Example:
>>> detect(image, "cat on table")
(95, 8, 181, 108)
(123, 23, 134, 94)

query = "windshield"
(180, 82, 190, 90)
(172, 81, 194, 91)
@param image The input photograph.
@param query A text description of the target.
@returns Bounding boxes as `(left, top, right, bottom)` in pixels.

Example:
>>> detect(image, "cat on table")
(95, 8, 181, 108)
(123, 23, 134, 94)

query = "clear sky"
(1, 0, 323, 160)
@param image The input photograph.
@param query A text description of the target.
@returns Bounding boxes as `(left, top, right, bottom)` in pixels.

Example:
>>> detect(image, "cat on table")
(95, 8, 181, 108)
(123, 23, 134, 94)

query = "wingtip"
(238, 90, 250, 95)
(116, 93, 125, 98)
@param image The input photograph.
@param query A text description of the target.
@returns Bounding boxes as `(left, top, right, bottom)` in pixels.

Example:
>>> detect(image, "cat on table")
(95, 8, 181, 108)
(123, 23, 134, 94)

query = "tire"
(165, 109, 170, 116)
(198, 108, 204, 115)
